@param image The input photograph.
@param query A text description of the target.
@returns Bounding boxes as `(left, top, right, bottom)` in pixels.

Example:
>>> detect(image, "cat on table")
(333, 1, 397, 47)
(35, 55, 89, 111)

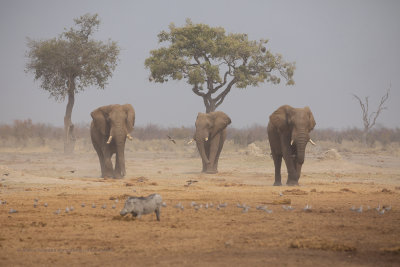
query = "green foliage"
(145, 19, 295, 112)
(26, 13, 120, 102)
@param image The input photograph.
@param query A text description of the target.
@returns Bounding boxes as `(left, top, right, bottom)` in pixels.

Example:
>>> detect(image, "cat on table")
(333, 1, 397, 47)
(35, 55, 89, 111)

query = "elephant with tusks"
(90, 104, 135, 178)
(190, 111, 231, 174)
(267, 105, 316, 186)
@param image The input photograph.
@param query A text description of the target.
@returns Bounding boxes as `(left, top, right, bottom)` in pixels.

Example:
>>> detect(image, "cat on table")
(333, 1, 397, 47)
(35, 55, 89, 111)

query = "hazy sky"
(0, 0, 399, 129)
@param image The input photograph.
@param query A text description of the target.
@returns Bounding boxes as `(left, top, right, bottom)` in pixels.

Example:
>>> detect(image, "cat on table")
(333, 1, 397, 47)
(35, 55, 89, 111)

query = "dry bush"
(133, 124, 167, 140)
(133, 124, 194, 140)
(125, 138, 193, 153)
(1, 120, 399, 154)
(311, 127, 400, 147)
(0, 120, 88, 151)
(228, 124, 268, 146)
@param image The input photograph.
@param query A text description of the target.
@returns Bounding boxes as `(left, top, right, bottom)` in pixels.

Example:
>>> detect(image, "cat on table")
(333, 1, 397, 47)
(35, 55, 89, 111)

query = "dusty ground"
(0, 143, 399, 266)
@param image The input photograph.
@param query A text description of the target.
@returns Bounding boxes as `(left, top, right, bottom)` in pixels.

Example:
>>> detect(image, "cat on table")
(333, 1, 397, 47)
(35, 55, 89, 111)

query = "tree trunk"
(205, 105, 215, 113)
(64, 81, 76, 154)
(205, 96, 216, 113)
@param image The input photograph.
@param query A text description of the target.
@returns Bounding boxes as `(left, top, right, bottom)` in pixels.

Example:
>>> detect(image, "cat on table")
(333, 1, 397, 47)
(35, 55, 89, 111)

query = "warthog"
(120, 194, 162, 221)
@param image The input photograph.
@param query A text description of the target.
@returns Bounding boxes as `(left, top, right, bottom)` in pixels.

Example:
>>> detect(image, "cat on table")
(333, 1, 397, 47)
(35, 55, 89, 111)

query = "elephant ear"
(91, 107, 107, 136)
(305, 106, 316, 131)
(123, 104, 135, 133)
(269, 105, 294, 132)
(211, 111, 231, 137)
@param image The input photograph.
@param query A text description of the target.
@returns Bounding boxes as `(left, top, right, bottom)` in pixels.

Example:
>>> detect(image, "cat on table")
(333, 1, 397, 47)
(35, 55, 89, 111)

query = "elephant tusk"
(187, 139, 194, 144)
(127, 134, 133, 141)
(290, 140, 294, 146)
(309, 139, 316, 146)
(205, 137, 208, 142)
(106, 136, 113, 144)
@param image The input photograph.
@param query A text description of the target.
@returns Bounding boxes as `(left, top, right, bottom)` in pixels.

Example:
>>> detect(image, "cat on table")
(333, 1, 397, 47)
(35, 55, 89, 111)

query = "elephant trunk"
(294, 131, 309, 165)
(295, 162, 303, 182)
(195, 135, 210, 165)
(116, 142, 126, 177)
(111, 125, 127, 177)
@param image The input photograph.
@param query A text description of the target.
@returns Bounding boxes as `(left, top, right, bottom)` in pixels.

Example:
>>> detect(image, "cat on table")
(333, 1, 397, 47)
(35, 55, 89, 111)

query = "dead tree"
(353, 86, 390, 145)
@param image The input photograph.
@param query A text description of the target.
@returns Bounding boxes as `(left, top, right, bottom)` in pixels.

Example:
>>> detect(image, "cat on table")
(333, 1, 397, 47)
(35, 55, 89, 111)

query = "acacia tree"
(26, 14, 119, 153)
(353, 86, 390, 145)
(145, 19, 295, 113)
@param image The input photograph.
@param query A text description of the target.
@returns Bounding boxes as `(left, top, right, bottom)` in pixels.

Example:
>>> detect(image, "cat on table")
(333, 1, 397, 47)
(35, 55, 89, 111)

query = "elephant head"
(194, 111, 231, 173)
(90, 104, 135, 178)
(270, 105, 315, 163)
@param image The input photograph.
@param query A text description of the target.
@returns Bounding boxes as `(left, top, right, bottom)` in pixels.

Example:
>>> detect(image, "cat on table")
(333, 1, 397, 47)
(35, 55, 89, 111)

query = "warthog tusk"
(309, 139, 316, 146)
(205, 137, 208, 141)
(187, 139, 194, 144)
(106, 136, 113, 144)
(290, 140, 294, 146)
(127, 134, 133, 140)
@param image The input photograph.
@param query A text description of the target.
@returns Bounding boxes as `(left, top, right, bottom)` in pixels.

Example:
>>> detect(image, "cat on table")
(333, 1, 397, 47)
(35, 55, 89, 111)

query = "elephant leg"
(213, 129, 227, 172)
(286, 150, 300, 186)
(91, 129, 106, 178)
(114, 153, 121, 178)
(280, 136, 297, 185)
(268, 129, 283, 186)
(103, 147, 114, 178)
(283, 154, 298, 186)
(114, 150, 126, 179)
(295, 162, 303, 183)
(202, 159, 207, 173)
(201, 150, 207, 173)
(201, 141, 211, 172)
(207, 132, 222, 173)
(272, 153, 283, 186)
(93, 144, 105, 177)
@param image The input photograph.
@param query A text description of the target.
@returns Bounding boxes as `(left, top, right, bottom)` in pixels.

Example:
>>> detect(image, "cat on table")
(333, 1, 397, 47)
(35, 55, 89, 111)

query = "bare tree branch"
(192, 85, 206, 97)
(202, 53, 211, 64)
(193, 56, 202, 66)
(352, 94, 369, 129)
(203, 96, 210, 111)
(369, 87, 390, 129)
(214, 78, 237, 108)
(212, 68, 233, 93)
(353, 84, 391, 145)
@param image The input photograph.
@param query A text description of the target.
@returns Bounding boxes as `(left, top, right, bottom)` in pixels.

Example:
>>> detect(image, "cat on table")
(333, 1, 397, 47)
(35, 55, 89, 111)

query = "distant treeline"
(1, 119, 399, 146)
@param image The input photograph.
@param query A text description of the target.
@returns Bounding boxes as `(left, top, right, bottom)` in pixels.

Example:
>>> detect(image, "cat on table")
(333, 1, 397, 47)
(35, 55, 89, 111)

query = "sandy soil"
(0, 146, 399, 266)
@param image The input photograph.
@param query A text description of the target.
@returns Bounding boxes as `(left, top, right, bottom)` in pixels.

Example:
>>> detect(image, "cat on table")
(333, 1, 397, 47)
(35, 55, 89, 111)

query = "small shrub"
(0, 120, 399, 154)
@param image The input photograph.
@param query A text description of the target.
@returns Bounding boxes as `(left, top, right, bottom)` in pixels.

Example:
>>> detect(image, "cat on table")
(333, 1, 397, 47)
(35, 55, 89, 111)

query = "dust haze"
(1, 1, 400, 266)
(1, 122, 400, 265)
(0, 0, 399, 128)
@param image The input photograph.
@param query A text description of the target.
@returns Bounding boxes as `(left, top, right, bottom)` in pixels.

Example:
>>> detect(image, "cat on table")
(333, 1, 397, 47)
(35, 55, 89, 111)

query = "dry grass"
(1, 120, 399, 156)
(1, 136, 399, 161)
(0, 137, 399, 266)
(289, 238, 357, 252)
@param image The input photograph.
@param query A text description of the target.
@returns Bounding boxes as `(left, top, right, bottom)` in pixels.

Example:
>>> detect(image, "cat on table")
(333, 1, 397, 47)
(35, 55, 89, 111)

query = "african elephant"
(194, 111, 231, 174)
(267, 105, 316, 186)
(90, 104, 135, 178)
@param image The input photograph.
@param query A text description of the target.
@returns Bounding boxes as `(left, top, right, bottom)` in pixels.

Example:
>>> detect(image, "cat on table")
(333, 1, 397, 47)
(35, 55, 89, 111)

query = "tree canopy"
(145, 19, 295, 112)
(25, 13, 120, 153)
(26, 13, 119, 102)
